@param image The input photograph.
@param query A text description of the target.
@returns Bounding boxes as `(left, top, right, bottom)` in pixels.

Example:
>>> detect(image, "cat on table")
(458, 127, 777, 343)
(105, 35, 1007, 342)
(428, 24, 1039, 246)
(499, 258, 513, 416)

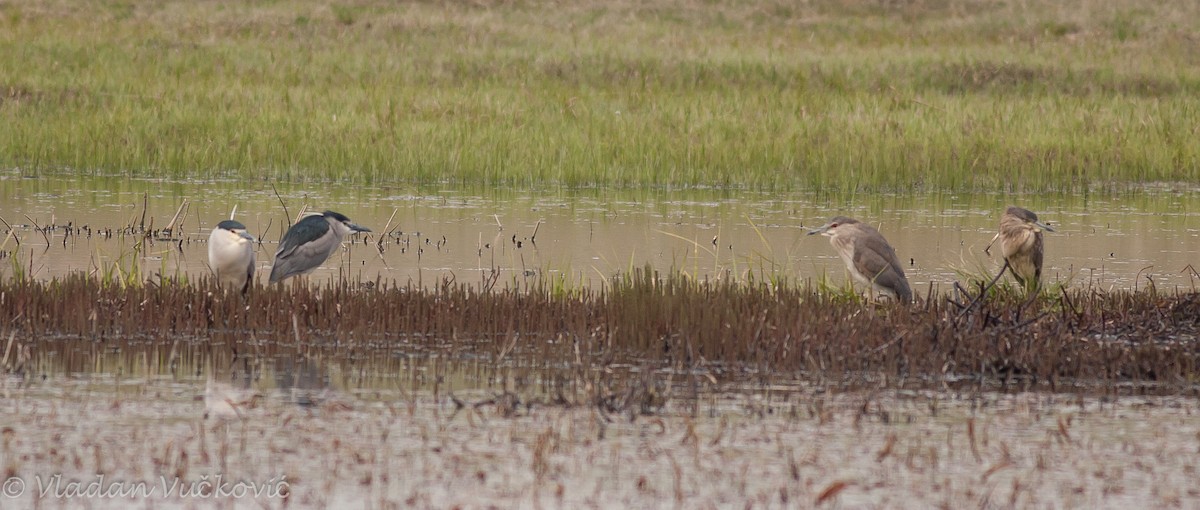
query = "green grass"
(2, 0, 1199, 191)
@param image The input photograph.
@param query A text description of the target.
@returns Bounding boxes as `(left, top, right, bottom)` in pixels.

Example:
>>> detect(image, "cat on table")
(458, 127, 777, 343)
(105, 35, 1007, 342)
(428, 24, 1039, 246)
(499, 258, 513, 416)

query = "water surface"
(3, 368, 1198, 508)
(2, 175, 1198, 292)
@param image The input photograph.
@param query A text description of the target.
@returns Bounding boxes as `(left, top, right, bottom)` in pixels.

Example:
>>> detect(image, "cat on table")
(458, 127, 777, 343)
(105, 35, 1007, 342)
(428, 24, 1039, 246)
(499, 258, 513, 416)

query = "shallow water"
(3, 174, 1199, 292)
(2, 369, 1198, 509)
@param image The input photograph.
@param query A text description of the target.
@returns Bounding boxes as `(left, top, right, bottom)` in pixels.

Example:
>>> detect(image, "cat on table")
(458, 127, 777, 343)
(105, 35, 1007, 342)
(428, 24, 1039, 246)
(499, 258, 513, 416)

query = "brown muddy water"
(2, 175, 1200, 292)
(3, 371, 1200, 508)
(3, 174, 1200, 508)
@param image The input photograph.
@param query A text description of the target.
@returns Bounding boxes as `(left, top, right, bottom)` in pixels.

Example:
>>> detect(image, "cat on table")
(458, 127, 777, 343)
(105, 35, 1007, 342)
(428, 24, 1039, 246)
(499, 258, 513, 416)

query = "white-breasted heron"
(208, 220, 256, 293)
(808, 216, 912, 303)
(986, 206, 1054, 292)
(269, 210, 371, 284)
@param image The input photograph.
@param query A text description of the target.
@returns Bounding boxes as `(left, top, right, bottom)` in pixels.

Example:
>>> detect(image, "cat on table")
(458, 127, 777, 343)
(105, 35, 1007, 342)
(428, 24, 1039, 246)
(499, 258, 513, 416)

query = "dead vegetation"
(1, 270, 1198, 397)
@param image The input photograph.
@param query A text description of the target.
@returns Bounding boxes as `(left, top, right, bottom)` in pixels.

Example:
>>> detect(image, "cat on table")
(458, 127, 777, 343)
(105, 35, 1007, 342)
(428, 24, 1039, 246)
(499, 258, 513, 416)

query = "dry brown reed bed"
(1, 270, 1198, 395)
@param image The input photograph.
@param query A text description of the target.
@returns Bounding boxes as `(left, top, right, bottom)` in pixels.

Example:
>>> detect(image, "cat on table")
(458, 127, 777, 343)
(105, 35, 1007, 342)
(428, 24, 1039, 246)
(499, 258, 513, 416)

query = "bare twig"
(1059, 285, 1079, 319)
(1134, 265, 1155, 293)
(2, 331, 16, 370)
(22, 214, 51, 248)
(139, 192, 148, 232)
(0, 216, 19, 249)
(955, 260, 1010, 321)
(1001, 311, 1051, 333)
(259, 218, 272, 247)
(164, 200, 189, 234)
(271, 183, 292, 229)
(1183, 264, 1200, 291)
(531, 219, 543, 244)
(377, 208, 399, 250)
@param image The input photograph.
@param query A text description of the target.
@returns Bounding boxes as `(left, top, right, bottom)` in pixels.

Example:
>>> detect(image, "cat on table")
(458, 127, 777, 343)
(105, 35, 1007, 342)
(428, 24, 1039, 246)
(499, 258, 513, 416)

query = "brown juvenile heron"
(985, 206, 1055, 292)
(808, 216, 912, 303)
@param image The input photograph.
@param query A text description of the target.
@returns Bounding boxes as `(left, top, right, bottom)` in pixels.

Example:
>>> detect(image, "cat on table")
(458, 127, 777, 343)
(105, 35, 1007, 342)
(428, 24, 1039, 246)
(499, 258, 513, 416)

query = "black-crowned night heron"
(208, 220, 256, 293)
(269, 210, 371, 284)
(986, 206, 1054, 292)
(808, 216, 913, 303)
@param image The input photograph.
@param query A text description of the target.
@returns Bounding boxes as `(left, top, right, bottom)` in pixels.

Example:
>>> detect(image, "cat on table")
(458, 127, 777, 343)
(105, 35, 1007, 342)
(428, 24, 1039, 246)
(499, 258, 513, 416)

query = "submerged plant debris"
(4, 380, 1200, 508)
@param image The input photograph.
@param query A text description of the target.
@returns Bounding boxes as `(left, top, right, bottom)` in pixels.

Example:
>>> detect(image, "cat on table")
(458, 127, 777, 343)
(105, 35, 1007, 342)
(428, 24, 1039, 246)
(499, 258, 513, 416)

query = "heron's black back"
(275, 215, 331, 259)
(269, 215, 337, 283)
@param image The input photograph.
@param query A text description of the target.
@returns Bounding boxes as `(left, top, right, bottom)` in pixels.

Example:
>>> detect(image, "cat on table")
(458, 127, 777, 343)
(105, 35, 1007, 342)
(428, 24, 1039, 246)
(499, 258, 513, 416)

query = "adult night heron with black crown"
(208, 220, 256, 294)
(269, 211, 371, 284)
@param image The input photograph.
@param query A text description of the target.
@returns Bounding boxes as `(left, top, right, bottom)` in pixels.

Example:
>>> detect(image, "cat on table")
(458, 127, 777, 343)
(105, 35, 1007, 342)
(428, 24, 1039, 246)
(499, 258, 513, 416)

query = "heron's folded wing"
(275, 217, 330, 259)
(272, 229, 338, 275)
(852, 234, 911, 296)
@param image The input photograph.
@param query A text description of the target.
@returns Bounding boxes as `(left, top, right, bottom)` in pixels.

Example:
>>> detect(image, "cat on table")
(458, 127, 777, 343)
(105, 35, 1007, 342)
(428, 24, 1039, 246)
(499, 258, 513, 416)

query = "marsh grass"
(2, 0, 1199, 191)
(3, 270, 1197, 394)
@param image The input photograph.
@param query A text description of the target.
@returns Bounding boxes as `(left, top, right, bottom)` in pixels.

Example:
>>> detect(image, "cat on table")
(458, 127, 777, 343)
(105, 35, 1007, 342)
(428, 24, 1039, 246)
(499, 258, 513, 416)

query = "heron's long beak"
(1033, 220, 1055, 233)
(237, 231, 256, 242)
(806, 223, 833, 236)
(349, 223, 372, 233)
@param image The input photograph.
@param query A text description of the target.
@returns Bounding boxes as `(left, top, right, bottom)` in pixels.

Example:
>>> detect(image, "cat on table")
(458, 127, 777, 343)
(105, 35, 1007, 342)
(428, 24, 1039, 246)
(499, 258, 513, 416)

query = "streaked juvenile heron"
(208, 220, 256, 293)
(985, 206, 1054, 292)
(269, 210, 371, 284)
(808, 216, 913, 303)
